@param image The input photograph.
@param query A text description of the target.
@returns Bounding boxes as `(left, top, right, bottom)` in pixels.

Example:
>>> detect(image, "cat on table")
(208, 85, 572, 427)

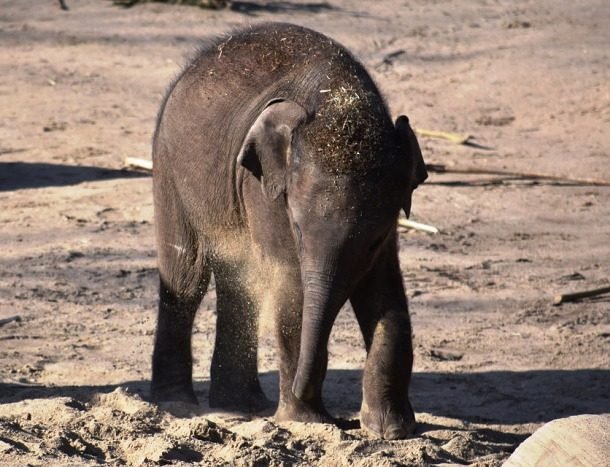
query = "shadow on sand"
(1, 368, 608, 427)
(112, 0, 334, 15)
(229, 1, 334, 15)
(0, 162, 149, 191)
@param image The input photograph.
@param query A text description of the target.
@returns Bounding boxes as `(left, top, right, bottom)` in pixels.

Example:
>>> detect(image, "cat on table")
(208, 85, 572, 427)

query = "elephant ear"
(237, 99, 307, 200)
(395, 115, 428, 218)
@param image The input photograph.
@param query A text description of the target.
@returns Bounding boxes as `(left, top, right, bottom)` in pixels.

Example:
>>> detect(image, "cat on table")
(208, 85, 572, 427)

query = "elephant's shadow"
(0, 162, 148, 191)
(260, 368, 610, 425)
(1, 368, 608, 427)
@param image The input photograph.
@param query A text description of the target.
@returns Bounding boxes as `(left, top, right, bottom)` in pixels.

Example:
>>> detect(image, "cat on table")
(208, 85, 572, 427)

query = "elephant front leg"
(359, 309, 416, 439)
(350, 243, 416, 439)
(273, 271, 333, 424)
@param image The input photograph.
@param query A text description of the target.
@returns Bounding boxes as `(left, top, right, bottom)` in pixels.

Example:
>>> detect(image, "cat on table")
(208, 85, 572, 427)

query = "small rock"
(559, 272, 586, 282)
(430, 349, 463, 361)
(504, 19, 532, 29)
(475, 115, 515, 126)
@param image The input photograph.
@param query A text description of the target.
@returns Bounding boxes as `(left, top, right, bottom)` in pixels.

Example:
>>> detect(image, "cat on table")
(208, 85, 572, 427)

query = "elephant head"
(238, 97, 427, 404)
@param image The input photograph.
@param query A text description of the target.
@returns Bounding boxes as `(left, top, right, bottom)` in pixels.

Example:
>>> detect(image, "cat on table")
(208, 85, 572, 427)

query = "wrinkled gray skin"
(151, 23, 427, 440)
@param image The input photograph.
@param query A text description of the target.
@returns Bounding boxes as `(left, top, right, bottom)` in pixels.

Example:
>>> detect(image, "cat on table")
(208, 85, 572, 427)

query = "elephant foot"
(360, 402, 416, 440)
(151, 382, 198, 405)
(274, 398, 334, 424)
(209, 381, 271, 413)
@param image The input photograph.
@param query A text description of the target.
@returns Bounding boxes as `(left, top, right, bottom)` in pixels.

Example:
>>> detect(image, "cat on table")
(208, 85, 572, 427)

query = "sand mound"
(0, 387, 522, 465)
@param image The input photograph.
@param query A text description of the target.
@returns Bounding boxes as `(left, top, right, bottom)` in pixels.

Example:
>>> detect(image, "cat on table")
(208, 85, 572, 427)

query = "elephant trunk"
(292, 264, 348, 402)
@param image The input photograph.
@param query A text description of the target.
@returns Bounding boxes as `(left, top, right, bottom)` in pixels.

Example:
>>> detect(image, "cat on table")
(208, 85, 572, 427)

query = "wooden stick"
(398, 218, 439, 234)
(122, 158, 609, 187)
(553, 286, 610, 305)
(426, 163, 610, 187)
(0, 315, 21, 327)
(415, 128, 471, 145)
(124, 157, 153, 171)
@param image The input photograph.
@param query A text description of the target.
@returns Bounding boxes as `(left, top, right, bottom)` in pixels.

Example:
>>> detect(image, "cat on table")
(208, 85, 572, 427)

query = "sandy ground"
(1, 0, 609, 465)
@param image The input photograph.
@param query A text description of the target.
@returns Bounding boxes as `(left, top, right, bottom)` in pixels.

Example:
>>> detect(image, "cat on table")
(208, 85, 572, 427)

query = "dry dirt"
(1, 0, 609, 465)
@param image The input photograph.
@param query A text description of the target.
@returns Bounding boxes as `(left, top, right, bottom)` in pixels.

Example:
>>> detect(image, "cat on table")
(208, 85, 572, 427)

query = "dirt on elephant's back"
(0, 0, 609, 466)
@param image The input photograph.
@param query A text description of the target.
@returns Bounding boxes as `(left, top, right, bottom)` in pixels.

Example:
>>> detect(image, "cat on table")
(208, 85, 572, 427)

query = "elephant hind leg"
(208, 258, 270, 412)
(151, 186, 210, 404)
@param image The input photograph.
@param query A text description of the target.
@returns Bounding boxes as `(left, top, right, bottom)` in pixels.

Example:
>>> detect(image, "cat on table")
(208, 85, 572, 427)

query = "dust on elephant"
(150, 22, 427, 440)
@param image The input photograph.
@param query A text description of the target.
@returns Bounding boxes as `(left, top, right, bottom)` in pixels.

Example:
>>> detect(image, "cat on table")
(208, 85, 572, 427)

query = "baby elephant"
(151, 22, 427, 440)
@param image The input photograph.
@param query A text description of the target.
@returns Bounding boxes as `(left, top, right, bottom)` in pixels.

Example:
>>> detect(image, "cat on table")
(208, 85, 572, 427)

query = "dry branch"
(553, 285, 610, 305)
(124, 157, 153, 171)
(398, 218, 439, 234)
(426, 163, 610, 187)
(415, 128, 471, 145)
